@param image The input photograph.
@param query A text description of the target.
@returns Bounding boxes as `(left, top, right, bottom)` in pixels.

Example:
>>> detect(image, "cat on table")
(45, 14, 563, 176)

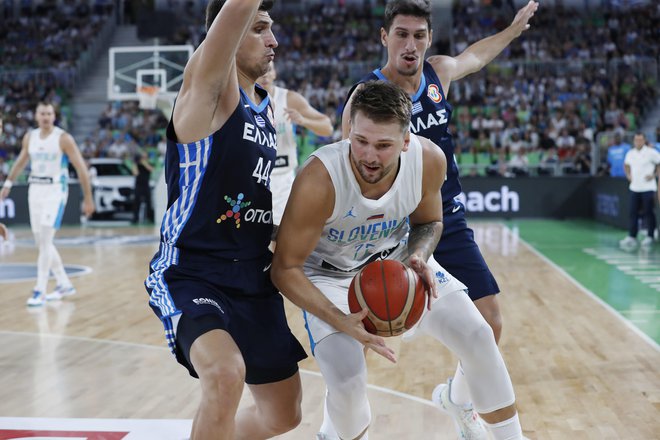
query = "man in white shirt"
(620, 133, 660, 248)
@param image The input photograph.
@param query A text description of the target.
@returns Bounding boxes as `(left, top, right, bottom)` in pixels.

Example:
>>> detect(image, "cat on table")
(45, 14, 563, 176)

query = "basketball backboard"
(108, 45, 193, 101)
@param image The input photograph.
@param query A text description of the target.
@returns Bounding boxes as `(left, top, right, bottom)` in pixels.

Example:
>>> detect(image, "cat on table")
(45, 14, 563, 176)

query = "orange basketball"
(348, 259, 426, 337)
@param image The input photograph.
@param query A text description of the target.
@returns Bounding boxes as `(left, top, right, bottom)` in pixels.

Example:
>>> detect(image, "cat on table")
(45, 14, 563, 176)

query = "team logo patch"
(427, 84, 442, 103)
(217, 193, 251, 228)
(343, 206, 357, 218)
(435, 270, 449, 284)
(255, 115, 266, 128)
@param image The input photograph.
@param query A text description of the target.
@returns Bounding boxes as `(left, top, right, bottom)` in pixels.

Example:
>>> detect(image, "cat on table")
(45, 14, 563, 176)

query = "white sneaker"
(619, 236, 637, 248)
(46, 285, 76, 301)
(26, 290, 45, 307)
(641, 236, 653, 247)
(432, 378, 488, 440)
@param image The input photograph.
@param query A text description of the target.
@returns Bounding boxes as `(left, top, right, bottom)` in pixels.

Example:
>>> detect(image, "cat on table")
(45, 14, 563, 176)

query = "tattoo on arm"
(407, 221, 443, 261)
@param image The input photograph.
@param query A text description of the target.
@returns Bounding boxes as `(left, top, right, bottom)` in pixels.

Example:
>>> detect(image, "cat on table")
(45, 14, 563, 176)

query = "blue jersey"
(155, 86, 276, 264)
(607, 143, 631, 177)
(351, 61, 460, 203)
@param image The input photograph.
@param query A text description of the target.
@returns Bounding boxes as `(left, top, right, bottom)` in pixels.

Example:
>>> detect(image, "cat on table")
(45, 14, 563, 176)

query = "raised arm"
(285, 90, 333, 137)
(429, 0, 538, 96)
(61, 133, 95, 217)
(173, 0, 264, 142)
(271, 157, 396, 362)
(406, 136, 447, 308)
(0, 132, 31, 200)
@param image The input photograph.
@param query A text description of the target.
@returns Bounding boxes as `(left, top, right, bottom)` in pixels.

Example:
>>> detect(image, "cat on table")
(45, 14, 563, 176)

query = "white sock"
(319, 391, 340, 439)
(49, 244, 71, 288)
(482, 413, 523, 440)
(450, 362, 471, 406)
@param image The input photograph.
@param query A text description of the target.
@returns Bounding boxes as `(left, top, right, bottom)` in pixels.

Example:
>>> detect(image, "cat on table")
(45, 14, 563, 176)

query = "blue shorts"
(433, 201, 499, 301)
(148, 255, 307, 384)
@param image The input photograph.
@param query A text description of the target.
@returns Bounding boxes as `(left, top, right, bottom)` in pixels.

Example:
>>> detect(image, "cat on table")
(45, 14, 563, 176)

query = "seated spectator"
(508, 149, 530, 177)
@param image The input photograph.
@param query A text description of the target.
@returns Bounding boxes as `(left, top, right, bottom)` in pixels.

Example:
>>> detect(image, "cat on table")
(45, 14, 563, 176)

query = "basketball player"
(272, 81, 524, 440)
(257, 62, 333, 226)
(144, 1, 307, 439)
(341, 2, 537, 437)
(0, 101, 95, 306)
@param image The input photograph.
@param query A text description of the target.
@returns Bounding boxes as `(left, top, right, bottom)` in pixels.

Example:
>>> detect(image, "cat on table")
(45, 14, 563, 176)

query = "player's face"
(35, 104, 56, 129)
(349, 111, 409, 185)
(236, 12, 278, 81)
(633, 134, 645, 148)
(381, 15, 432, 77)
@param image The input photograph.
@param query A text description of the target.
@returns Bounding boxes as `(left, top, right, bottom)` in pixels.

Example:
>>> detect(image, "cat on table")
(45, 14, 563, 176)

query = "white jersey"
(27, 127, 68, 186)
(305, 134, 423, 273)
(270, 86, 298, 224)
(271, 86, 298, 176)
(624, 146, 660, 192)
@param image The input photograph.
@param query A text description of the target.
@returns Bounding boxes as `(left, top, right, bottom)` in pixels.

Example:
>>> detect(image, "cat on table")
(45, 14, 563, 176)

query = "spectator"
(607, 132, 631, 178)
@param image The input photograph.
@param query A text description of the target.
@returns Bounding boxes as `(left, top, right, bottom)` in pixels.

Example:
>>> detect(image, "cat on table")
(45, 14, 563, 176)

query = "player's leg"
(418, 280, 522, 439)
(47, 192, 74, 298)
(236, 373, 303, 439)
(315, 332, 370, 440)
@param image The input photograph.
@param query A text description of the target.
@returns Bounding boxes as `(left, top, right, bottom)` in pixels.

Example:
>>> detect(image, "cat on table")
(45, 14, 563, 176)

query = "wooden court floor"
(0, 222, 658, 439)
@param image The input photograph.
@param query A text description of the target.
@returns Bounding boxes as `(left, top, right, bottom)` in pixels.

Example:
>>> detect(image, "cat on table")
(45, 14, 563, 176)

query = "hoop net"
(138, 86, 160, 110)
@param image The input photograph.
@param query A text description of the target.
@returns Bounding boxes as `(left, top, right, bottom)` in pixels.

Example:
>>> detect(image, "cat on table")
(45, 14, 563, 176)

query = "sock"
(482, 413, 523, 440)
(450, 362, 471, 406)
(319, 389, 340, 439)
(50, 244, 71, 288)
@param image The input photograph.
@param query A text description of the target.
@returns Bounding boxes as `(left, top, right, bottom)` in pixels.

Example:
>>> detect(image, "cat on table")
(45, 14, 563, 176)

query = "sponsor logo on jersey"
(343, 206, 357, 218)
(274, 155, 290, 168)
(435, 270, 449, 284)
(217, 193, 251, 228)
(427, 84, 442, 103)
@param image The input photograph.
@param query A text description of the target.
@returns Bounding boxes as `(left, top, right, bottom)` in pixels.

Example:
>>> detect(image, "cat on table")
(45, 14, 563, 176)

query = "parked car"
(70, 158, 135, 218)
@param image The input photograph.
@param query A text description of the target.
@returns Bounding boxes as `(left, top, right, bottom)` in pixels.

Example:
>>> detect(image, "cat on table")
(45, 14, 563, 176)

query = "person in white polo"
(620, 133, 660, 248)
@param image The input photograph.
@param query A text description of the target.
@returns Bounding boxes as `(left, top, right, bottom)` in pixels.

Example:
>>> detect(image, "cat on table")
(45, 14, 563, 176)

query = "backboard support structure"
(108, 45, 193, 102)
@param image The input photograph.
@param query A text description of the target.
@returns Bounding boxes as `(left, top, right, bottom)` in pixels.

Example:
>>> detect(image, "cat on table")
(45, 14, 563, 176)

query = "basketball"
(348, 260, 426, 337)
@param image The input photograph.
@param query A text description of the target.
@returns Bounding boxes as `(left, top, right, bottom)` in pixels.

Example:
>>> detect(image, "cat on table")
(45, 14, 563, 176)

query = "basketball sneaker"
(46, 285, 76, 301)
(26, 290, 45, 307)
(619, 236, 637, 248)
(432, 378, 488, 440)
(641, 236, 653, 247)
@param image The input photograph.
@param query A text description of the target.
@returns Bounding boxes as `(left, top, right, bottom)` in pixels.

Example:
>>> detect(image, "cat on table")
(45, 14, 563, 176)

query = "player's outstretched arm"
(429, 0, 538, 95)
(61, 133, 95, 218)
(285, 91, 333, 137)
(0, 132, 31, 200)
(271, 157, 396, 362)
(407, 136, 447, 309)
(173, 0, 264, 142)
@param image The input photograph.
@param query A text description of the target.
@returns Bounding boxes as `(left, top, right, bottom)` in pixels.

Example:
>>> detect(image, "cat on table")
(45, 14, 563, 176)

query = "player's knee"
(262, 402, 302, 435)
(198, 361, 245, 402)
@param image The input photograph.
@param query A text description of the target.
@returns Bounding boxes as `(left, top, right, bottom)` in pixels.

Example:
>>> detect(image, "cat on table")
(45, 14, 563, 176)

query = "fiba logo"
(427, 84, 442, 103)
(0, 198, 16, 219)
(217, 193, 251, 228)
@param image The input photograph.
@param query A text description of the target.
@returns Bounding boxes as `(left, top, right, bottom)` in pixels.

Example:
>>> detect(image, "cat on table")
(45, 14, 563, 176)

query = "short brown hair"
(350, 81, 412, 133)
(384, 0, 432, 32)
(206, 0, 274, 31)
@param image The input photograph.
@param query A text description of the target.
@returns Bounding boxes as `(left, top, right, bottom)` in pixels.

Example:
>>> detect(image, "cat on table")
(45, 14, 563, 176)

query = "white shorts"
(271, 169, 295, 225)
(303, 252, 467, 347)
(28, 183, 68, 232)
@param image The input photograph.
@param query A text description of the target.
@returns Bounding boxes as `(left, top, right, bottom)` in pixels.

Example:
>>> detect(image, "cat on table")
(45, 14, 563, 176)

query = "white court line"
(513, 233, 660, 353)
(0, 330, 436, 407)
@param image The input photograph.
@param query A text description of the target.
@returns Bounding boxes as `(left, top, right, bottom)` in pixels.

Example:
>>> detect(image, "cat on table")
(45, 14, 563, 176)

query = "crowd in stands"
(0, 0, 115, 180)
(1, 0, 659, 182)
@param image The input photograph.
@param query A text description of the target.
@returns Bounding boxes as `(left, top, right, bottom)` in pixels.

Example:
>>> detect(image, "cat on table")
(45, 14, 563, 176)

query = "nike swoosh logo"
(263, 263, 272, 272)
(452, 205, 460, 213)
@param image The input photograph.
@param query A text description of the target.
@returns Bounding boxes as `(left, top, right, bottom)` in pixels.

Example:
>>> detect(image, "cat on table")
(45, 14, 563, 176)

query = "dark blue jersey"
(155, 85, 276, 265)
(351, 61, 461, 203)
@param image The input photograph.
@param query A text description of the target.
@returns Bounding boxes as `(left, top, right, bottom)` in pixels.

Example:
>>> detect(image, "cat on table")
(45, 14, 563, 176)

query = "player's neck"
(38, 126, 55, 138)
(380, 65, 422, 96)
(238, 74, 261, 105)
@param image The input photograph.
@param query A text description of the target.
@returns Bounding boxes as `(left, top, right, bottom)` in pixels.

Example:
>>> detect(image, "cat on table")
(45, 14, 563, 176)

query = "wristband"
(1, 180, 12, 189)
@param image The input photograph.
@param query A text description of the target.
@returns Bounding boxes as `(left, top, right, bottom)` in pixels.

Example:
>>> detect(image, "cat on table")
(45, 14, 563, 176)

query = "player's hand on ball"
(407, 254, 438, 310)
(341, 308, 397, 363)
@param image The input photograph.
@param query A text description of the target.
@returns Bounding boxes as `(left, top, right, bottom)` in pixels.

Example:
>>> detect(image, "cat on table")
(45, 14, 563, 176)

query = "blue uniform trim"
(147, 135, 214, 319)
(372, 68, 427, 102)
(241, 88, 271, 113)
(302, 310, 317, 355)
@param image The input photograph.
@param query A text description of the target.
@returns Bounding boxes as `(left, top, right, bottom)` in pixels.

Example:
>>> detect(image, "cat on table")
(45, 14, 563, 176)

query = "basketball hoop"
(137, 86, 160, 110)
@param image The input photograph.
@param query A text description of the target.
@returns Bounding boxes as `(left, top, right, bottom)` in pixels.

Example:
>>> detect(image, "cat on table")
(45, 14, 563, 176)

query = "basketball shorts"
(270, 169, 295, 225)
(303, 250, 467, 353)
(28, 183, 68, 232)
(433, 201, 499, 301)
(151, 258, 307, 384)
